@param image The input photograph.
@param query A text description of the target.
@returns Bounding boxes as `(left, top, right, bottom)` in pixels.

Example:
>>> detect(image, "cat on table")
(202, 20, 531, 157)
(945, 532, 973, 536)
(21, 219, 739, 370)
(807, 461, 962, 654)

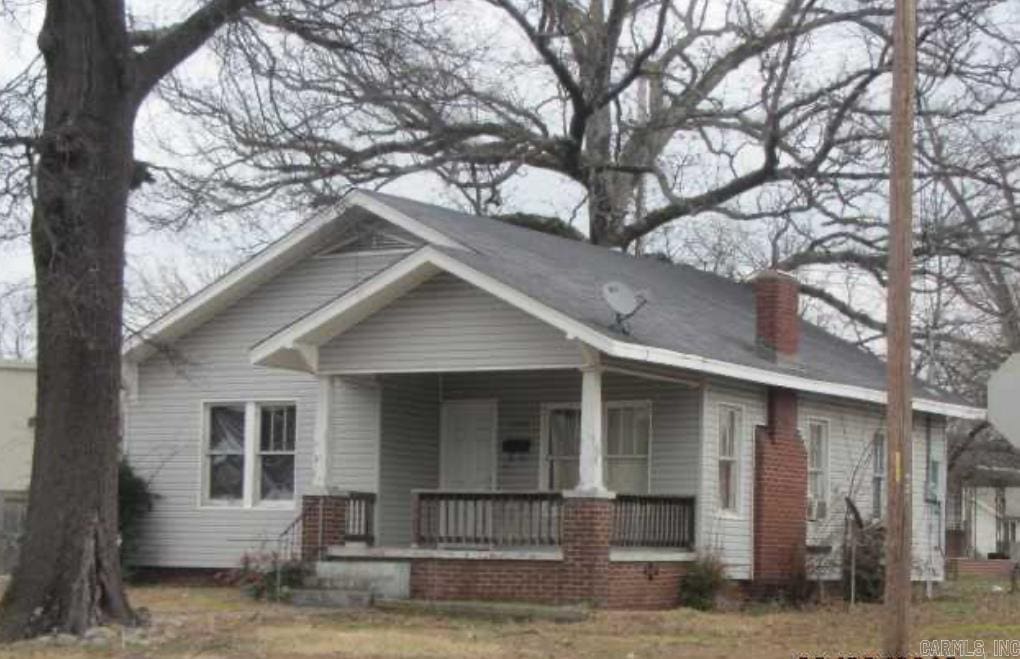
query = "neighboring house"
(946, 433, 1020, 562)
(122, 191, 983, 608)
(0, 359, 35, 492)
(0, 359, 33, 574)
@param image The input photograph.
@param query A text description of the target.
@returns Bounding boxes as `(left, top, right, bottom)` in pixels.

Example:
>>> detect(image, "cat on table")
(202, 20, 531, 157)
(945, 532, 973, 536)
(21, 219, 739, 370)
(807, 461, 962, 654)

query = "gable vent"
(321, 228, 416, 255)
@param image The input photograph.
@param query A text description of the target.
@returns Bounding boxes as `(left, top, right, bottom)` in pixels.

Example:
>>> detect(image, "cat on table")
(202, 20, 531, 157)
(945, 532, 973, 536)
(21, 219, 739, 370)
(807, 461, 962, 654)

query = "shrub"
(218, 551, 306, 602)
(119, 458, 157, 566)
(679, 552, 728, 611)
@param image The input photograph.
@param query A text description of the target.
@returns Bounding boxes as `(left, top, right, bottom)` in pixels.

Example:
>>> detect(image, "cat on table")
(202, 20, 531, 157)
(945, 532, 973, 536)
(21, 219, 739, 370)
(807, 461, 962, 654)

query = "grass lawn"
(0, 576, 1017, 657)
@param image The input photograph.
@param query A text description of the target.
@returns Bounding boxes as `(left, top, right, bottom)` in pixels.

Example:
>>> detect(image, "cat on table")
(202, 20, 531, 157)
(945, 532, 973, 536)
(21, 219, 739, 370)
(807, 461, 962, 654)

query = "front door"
(440, 399, 497, 490)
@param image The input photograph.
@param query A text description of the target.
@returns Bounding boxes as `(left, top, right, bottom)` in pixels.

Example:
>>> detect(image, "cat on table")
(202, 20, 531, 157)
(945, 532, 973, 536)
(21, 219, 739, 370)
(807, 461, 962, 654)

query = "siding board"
(319, 274, 583, 373)
(126, 253, 402, 568)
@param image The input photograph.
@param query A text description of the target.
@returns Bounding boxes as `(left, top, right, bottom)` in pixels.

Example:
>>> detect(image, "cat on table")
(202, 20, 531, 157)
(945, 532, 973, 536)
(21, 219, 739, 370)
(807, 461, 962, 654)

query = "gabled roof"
(129, 189, 985, 419)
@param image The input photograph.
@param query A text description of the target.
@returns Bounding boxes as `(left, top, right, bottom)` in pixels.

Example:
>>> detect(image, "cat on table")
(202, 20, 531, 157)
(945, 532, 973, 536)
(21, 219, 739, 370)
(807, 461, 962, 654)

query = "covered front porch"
(300, 367, 701, 560)
(254, 263, 710, 607)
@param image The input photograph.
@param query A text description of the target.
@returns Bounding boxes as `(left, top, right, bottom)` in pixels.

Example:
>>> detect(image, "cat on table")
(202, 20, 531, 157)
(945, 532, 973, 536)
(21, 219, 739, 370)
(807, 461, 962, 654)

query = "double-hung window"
(203, 402, 297, 507)
(206, 404, 246, 503)
(258, 405, 297, 501)
(872, 430, 886, 519)
(546, 405, 582, 491)
(718, 405, 741, 513)
(605, 403, 651, 494)
(806, 420, 829, 521)
(543, 401, 652, 494)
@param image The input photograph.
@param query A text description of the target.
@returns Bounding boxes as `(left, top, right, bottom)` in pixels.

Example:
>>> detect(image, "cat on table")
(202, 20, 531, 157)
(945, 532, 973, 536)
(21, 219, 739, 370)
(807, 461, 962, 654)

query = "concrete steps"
(290, 587, 374, 608)
(289, 559, 411, 608)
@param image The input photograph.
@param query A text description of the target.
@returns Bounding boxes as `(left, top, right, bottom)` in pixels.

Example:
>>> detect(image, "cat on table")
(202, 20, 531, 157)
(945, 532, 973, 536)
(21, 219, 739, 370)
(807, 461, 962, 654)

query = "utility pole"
(884, 0, 917, 655)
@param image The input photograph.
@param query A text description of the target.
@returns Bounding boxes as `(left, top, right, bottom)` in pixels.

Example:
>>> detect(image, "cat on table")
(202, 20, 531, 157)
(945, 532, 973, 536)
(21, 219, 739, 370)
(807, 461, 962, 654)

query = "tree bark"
(0, 0, 137, 639)
(0, 0, 251, 640)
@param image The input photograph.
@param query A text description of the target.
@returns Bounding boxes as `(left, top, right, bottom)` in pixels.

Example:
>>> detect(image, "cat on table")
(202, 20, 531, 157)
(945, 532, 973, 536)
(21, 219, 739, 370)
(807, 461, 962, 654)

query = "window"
(807, 420, 829, 521)
(259, 405, 297, 501)
(605, 403, 651, 494)
(872, 430, 885, 519)
(542, 402, 652, 494)
(546, 406, 581, 490)
(206, 404, 246, 503)
(203, 402, 297, 507)
(718, 405, 741, 513)
(926, 456, 941, 502)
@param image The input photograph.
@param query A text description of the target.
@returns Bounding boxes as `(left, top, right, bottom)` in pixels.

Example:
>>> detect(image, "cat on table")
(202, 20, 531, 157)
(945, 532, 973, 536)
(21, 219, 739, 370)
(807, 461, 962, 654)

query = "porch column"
(576, 365, 609, 495)
(310, 375, 333, 493)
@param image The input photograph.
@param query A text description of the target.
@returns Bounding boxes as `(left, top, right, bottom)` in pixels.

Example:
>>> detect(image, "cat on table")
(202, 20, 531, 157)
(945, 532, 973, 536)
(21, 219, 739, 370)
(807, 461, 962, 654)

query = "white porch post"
(575, 364, 609, 495)
(310, 375, 333, 493)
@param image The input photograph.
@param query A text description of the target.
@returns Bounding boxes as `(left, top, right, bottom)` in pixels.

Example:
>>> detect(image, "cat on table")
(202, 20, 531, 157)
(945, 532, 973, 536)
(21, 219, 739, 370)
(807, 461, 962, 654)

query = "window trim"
(717, 403, 744, 516)
(804, 417, 831, 522)
(198, 399, 298, 511)
(537, 400, 653, 493)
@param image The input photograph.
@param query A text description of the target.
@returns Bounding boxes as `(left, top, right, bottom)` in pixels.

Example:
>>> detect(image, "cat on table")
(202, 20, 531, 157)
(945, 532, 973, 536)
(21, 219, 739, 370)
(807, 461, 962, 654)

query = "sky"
(0, 0, 586, 299)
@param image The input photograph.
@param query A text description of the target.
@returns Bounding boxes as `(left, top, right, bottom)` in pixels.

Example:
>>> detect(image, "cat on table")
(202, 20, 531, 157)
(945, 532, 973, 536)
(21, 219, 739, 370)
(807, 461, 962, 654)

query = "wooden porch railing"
(345, 491, 376, 545)
(611, 495, 695, 549)
(412, 491, 563, 548)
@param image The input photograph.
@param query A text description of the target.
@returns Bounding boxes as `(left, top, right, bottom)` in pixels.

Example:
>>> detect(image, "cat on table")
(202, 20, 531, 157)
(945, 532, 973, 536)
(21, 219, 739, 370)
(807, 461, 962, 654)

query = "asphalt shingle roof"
(363, 190, 970, 407)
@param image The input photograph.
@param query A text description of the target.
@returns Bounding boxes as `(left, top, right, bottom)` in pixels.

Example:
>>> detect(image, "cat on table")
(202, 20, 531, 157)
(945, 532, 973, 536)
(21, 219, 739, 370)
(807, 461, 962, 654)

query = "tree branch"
(132, 0, 255, 101)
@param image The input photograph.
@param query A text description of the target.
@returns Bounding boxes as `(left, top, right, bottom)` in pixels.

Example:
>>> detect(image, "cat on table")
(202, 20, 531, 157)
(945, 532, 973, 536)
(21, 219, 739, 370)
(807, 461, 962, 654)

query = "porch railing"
(611, 495, 695, 549)
(413, 490, 563, 548)
(345, 491, 376, 545)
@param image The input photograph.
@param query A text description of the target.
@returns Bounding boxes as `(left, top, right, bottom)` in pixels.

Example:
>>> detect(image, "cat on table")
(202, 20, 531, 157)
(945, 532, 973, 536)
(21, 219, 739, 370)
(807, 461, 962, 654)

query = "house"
(0, 359, 35, 493)
(0, 359, 34, 574)
(122, 191, 984, 608)
(945, 432, 1020, 577)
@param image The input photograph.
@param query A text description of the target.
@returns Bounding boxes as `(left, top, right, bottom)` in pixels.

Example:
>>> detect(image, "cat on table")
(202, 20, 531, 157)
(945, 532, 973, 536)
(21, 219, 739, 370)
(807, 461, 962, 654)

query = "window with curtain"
(543, 402, 652, 493)
(206, 404, 246, 503)
(807, 420, 829, 520)
(547, 406, 581, 490)
(605, 403, 651, 494)
(258, 404, 297, 501)
(203, 401, 297, 506)
(718, 405, 741, 512)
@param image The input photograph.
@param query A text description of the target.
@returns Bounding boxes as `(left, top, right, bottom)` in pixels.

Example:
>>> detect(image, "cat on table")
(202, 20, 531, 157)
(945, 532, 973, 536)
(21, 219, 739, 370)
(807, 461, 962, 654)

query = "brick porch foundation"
(408, 495, 690, 609)
(301, 494, 348, 561)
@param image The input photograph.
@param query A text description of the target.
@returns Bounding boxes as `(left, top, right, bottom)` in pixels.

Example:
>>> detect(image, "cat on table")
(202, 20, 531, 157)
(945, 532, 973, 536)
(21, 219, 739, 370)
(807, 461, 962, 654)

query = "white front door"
(440, 399, 497, 490)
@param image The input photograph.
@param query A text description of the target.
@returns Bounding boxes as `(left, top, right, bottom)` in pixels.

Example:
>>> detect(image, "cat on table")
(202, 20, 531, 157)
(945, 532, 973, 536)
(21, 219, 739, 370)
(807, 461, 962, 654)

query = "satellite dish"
(602, 281, 641, 316)
(601, 281, 647, 334)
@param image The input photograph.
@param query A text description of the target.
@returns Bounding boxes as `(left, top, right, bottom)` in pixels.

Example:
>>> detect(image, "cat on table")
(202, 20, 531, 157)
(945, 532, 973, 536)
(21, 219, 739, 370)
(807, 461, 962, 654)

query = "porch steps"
(290, 587, 374, 608)
(291, 560, 411, 608)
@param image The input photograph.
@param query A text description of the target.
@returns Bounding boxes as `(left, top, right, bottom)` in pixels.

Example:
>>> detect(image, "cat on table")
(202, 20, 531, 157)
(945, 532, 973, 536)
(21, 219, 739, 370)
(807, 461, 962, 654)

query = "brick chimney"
(752, 270, 800, 360)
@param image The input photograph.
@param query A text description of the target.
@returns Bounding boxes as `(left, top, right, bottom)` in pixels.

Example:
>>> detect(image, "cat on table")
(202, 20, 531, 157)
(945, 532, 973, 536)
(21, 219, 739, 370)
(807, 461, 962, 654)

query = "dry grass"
(0, 576, 1017, 657)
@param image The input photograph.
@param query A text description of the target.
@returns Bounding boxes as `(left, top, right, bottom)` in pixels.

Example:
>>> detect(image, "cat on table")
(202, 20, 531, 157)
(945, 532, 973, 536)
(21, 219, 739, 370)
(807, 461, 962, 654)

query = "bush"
(119, 458, 157, 566)
(217, 552, 306, 602)
(680, 552, 728, 611)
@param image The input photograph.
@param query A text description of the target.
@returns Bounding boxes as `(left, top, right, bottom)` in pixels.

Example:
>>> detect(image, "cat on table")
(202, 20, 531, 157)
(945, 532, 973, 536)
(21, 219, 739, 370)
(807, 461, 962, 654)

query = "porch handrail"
(612, 494, 695, 549)
(412, 490, 563, 548)
(345, 491, 376, 545)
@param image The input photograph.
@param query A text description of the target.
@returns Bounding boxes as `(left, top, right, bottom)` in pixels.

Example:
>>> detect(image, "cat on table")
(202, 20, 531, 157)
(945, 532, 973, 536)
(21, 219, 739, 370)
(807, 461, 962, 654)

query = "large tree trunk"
(0, 0, 136, 640)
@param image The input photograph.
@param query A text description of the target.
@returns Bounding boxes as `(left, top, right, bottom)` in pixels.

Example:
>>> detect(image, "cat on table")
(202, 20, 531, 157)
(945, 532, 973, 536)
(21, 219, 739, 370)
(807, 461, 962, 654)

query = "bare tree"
(152, 1, 1018, 388)
(0, 0, 255, 640)
(0, 281, 35, 359)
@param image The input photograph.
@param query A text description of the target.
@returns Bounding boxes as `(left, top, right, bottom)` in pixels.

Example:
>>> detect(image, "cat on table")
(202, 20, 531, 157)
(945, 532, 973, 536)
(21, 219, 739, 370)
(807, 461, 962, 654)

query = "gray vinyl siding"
(125, 252, 402, 568)
(378, 374, 441, 546)
(798, 395, 947, 581)
(328, 376, 382, 491)
(318, 274, 583, 373)
(699, 378, 767, 580)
